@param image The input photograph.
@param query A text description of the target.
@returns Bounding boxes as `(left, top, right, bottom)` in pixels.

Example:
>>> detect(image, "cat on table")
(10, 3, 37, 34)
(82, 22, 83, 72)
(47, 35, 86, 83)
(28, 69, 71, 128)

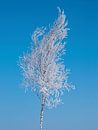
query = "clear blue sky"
(0, 0, 98, 130)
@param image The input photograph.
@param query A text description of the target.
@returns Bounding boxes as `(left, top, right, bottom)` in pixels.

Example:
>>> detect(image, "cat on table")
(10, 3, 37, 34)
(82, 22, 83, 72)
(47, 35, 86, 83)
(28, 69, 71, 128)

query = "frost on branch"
(19, 8, 75, 108)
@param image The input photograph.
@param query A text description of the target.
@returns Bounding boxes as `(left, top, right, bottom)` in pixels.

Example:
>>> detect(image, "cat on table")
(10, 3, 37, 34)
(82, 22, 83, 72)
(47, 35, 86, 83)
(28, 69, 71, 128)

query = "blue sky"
(0, 0, 98, 130)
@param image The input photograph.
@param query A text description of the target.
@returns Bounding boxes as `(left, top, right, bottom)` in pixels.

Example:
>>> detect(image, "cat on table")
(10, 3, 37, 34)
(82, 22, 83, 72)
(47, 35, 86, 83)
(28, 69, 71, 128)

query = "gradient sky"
(0, 0, 98, 130)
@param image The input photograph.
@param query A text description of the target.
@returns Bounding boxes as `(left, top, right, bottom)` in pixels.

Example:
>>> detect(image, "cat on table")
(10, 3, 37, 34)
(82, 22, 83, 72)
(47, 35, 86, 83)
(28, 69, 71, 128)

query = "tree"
(19, 7, 74, 130)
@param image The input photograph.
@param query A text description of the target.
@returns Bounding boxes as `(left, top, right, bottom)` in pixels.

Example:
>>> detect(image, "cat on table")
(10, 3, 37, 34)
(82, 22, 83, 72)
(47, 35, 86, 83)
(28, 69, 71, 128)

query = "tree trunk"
(40, 95, 46, 130)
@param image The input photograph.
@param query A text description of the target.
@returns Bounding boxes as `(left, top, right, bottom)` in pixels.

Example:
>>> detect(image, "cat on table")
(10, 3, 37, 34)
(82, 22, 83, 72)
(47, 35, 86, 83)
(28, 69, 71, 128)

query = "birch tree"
(19, 7, 74, 130)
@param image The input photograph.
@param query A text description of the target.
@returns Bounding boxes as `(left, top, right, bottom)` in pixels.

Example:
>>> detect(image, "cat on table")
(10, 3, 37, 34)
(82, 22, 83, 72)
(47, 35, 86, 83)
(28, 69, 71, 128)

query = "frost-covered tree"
(19, 7, 74, 130)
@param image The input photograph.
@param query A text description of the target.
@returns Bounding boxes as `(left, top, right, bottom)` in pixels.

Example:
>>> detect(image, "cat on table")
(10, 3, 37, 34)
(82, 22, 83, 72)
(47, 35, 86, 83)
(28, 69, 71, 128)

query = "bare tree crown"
(19, 8, 74, 108)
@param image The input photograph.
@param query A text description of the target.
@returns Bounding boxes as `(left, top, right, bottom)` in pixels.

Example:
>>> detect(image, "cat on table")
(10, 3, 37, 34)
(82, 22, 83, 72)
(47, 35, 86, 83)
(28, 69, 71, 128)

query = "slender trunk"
(40, 95, 46, 130)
